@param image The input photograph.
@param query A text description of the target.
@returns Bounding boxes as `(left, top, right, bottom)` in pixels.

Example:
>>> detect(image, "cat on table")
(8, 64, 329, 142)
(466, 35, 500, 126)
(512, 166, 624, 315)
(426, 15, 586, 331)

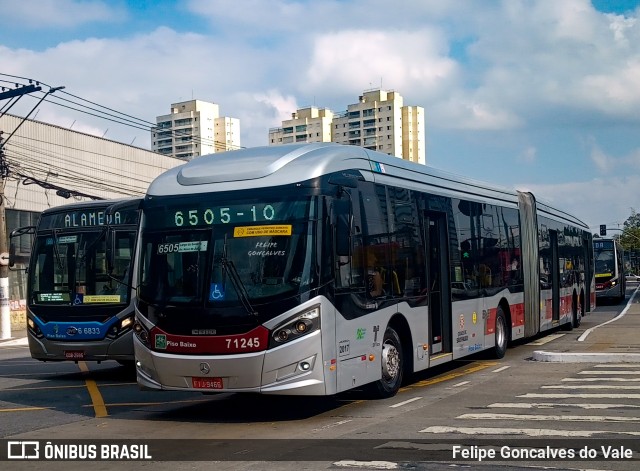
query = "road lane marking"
(519, 393, 640, 399)
(450, 381, 469, 388)
(78, 361, 108, 418)
(419, 426, 640, 437)
(542, 384, 640, 389)
(578, 370, 640, 375)
(458, 412, 640, 423)
(579, 289, 638, 341)
(488, 402, 640, 410)
(401, 361, 498, 391)
(594, 364, 640, 368)
(334, 460, 398, 469)
(389, 397, 422, 408)
(527, 333, 565, 346)
(0, 407, 50, 412)
(562, 377, 640, 382)
(311, 419, 352, 432)
(492, 366, 510, 373)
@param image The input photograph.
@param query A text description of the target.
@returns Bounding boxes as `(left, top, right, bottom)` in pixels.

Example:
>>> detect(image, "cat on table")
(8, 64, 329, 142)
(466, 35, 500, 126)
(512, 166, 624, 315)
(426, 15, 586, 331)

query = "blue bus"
(10, 198, 141, 365)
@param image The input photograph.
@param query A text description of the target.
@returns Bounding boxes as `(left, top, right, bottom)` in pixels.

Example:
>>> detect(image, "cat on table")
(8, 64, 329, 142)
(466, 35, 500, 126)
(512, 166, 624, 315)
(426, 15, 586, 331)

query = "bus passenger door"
(550, 230, 560, 323)
(425, 211, 451, 356)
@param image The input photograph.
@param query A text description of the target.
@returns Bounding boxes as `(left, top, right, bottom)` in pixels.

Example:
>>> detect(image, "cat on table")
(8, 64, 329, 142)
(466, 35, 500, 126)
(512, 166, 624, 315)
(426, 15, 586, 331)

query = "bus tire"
(370, 326, 403, 398)
(494, 307, 508, 359)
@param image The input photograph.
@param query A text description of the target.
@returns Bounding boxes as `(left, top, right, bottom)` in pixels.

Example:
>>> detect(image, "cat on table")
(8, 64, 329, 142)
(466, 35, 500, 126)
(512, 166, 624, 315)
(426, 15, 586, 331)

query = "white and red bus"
(132, 143, 595, 398)
(593, 237, 626, 303)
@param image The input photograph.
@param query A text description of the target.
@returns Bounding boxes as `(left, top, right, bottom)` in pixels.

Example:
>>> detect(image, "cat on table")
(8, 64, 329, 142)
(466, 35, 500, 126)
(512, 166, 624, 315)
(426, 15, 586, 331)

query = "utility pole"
(0, 129, 9, 339)
(0, 83, 63, 339)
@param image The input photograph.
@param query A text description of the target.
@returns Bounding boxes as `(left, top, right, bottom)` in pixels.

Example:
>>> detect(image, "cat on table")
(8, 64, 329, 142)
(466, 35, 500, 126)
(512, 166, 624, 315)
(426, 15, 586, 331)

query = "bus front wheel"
(370, 326, 404, 398)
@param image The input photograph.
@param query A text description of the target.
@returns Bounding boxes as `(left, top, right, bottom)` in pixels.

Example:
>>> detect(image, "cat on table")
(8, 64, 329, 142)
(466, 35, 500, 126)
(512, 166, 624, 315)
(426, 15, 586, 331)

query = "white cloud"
(306, 29, 458, 99)
(0, 0, 125, 28)
(518, 176, 640, 233)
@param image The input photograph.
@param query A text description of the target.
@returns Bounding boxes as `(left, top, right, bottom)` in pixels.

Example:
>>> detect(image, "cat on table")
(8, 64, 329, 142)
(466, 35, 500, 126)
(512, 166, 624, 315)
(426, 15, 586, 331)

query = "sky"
(1, 0, 639, 235)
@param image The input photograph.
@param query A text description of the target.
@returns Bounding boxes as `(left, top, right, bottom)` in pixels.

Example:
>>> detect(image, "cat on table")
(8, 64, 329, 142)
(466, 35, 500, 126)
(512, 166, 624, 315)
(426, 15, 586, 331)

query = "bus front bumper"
(134, 330, 328, 395)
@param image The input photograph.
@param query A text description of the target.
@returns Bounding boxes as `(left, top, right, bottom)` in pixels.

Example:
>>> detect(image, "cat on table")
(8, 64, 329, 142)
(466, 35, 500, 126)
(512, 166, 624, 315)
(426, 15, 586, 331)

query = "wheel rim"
(496, 315, 505, 349)
(381, 340, 400, 382)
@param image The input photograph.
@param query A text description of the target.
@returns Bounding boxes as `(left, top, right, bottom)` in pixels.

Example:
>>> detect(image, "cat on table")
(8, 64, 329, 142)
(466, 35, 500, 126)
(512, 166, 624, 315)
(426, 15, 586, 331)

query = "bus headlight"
(269, 306, 320, 348)
(133, 320, 150, 346)
(106, 315, 134, 339)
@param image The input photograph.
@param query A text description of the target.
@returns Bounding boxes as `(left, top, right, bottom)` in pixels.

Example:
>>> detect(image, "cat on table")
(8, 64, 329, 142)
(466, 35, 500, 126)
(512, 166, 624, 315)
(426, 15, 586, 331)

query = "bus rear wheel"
(494, 307, 508, 359)
(369, 326, 403, 399)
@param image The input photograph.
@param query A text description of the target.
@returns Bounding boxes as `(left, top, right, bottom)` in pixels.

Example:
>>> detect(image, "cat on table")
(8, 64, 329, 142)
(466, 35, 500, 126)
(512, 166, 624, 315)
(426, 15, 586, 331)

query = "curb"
(532, 350, 640, 363)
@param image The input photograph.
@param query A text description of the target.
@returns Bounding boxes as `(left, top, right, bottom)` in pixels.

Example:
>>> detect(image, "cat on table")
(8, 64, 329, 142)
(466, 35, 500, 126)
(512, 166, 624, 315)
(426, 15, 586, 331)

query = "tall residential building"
(268, 107, 334, 145)
(268, 90, 425, 164)
(332, 89, 425, 164)
(152, 99, 240, 160)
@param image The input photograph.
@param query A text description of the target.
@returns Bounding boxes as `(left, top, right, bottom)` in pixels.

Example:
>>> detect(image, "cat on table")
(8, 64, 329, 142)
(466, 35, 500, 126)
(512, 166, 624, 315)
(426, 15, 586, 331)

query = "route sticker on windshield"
(83, 295, 122, 303)
(233, 225, 292, 237)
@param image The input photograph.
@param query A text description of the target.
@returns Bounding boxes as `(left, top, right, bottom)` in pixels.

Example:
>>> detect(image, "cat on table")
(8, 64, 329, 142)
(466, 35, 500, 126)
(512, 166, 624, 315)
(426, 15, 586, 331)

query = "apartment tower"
(152, 99, 240, 160)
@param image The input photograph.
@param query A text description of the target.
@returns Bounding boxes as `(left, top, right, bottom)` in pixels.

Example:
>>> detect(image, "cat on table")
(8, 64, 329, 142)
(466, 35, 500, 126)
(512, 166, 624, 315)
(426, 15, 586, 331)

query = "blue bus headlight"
(107, 315, 134, 339)
(269, 306, 320, 348)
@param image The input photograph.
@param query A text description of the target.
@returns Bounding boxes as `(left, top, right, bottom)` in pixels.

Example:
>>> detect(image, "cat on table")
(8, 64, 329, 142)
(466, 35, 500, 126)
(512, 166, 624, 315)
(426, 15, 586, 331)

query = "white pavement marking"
(492, 366, 510, 373)
(419, 426, 640, 437)
(594, 364, 640, 368)
(457, 412, 640, 423)
(519, 393, 640, 399)
(334, 461, 398, 469)
(579, 287, 639, 341)
(450, 381, 469, 388)
(541, 384, 640, 389)
(311, 420, 352, 432)
(389, 397, 422, 408)
(578, 370, 640, 375)
(488, 402, 640, 410)
(527, 333, 566, 345)
(562, 377, 640, 382)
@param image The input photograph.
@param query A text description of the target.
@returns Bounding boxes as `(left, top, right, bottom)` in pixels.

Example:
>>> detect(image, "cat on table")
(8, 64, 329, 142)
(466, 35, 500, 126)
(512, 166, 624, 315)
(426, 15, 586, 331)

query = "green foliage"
(621, 208, 640, 251)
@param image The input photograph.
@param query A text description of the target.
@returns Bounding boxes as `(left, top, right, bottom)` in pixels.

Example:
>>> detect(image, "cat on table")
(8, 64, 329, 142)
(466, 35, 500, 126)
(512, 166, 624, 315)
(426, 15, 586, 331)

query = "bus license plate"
(192, 377, 223, 389)
(64, 350, 85, 359)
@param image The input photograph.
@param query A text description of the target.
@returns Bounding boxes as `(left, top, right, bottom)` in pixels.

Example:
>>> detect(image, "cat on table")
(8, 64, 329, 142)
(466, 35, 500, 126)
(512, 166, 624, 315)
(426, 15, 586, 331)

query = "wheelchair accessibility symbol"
(209, 283, 225, 301)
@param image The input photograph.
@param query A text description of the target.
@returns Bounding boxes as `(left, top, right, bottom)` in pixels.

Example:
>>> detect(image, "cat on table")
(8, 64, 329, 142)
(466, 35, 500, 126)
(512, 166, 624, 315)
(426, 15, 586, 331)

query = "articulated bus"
(132, 143, 595, 397)
(593, 237, 625, 303)
(10, 198, 141, 365)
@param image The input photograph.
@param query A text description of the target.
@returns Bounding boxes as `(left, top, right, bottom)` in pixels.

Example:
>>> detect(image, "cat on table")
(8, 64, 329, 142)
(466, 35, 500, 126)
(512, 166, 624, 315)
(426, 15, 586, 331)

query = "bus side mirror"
(334, 199, 351, 257)
(9, 226, 35, 270)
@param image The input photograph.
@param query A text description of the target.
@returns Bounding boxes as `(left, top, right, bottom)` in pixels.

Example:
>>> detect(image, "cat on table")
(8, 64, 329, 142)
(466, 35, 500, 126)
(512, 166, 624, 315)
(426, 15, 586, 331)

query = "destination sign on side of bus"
(146, 200, 310, 229)
(39, 207, 139, 230)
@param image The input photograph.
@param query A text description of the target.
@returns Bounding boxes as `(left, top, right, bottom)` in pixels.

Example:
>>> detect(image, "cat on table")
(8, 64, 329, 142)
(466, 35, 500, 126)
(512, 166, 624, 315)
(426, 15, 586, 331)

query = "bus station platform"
(532, 285, 640, 363)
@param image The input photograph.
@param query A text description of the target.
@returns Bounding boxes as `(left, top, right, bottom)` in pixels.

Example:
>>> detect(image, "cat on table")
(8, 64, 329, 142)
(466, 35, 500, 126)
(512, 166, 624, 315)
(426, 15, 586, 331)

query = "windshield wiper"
(220, 256, 258, 317)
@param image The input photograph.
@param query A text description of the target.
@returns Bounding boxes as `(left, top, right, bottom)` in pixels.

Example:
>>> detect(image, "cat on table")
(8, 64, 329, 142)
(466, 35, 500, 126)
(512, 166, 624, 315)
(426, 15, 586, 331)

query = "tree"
(621, 209, 640, 247)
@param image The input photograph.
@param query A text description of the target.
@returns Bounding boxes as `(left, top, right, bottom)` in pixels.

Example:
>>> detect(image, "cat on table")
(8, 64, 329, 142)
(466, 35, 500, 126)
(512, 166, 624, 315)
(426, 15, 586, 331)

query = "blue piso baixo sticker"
(209, 283, 225, 301)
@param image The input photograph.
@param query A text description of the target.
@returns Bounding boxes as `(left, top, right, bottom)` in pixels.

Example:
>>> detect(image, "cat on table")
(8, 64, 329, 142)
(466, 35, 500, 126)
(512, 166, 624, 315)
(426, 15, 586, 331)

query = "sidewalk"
(532, 286, 640, 363)
(0, 328, 28, 347)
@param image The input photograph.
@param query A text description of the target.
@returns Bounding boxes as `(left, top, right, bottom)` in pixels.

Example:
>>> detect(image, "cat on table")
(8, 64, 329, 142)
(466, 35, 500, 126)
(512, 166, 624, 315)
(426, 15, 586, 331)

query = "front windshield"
(139, 195, 318, 311)
(29, 230, 135, 305)
(595, 249, 614, 276)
